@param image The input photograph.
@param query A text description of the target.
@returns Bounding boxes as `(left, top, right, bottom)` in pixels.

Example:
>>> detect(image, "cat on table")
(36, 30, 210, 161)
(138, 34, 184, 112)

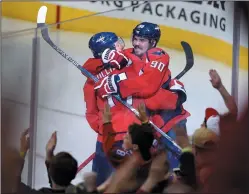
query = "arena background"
(1, 1, 248, 189)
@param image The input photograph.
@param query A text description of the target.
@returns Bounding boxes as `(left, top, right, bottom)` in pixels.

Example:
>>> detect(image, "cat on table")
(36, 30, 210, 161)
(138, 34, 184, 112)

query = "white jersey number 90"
(150, 61, 166, 72)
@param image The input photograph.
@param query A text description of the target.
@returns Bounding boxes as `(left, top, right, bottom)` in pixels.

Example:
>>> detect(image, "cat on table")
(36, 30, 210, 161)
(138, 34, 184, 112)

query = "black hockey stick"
(175, 41, 194, 80)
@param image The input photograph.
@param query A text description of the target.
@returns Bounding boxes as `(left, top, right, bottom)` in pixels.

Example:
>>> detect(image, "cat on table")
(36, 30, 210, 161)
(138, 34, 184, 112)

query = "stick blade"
(37, 6, 47, 24)
(181, 41, 194, 69)
(174, 41, 194, 80)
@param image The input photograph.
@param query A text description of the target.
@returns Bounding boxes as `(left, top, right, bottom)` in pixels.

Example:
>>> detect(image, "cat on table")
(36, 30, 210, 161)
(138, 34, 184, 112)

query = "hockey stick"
(76, 45, 193, 174)
(77, 153, 96, 173)
(175, 41, 194, 80)
(37, 6, 182, 157)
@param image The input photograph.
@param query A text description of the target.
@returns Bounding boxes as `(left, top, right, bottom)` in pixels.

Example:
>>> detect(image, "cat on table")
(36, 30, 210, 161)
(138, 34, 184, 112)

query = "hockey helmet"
(88, 32, 118, 58)
(132, 22, 161, 46)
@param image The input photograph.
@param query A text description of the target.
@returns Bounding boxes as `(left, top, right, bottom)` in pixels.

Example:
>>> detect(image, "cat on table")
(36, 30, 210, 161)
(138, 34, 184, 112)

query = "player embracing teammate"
(83, 22, 190, 186)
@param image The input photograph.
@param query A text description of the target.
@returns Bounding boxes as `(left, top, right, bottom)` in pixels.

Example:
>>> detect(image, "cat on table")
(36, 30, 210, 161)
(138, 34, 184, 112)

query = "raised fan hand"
(137, 102, 149, 124)
(140, 150, 169, 192)
(46, 131, 57, 161)
(103, 103, 112, 124)
(20, 128, 30, 156)
(209, 69, 222, 89)
(105, 153, 142, 193)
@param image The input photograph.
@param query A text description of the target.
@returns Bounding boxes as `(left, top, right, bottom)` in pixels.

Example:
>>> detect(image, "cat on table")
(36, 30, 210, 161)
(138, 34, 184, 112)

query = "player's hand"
(209, 69, 222, 89)
(46, 131, 57, 161)
(20, 128, 30, 157)
(137, 103, 149, 124)
(102, 48, 130, 70)
(103, 103, 112, 124)
(94, 74, 120, 98)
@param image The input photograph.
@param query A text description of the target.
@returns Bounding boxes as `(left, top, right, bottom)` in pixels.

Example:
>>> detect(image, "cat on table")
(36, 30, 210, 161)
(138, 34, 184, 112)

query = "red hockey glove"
(94, 74, 120, 98)
(101, 48, 130, 70)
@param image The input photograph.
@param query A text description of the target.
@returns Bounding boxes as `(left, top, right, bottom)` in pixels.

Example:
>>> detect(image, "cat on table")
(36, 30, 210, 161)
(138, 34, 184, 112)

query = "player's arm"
(94, 48, 171, 99)
(83, 79, 100, 133)
(145, 77, 187, 111)
(118, 53, 170, 99)
(144, 88, 179, 110)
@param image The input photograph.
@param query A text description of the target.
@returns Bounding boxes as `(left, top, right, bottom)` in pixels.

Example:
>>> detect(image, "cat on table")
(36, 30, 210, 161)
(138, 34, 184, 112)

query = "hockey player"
(84, 31, 181, 185)
(94, 22, 190, 169)
(83, 32, 148, 186)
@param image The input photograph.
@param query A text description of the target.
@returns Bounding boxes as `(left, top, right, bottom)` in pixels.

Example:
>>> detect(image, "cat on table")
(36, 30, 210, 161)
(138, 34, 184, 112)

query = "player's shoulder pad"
(83, 58, 102, 73)
(147, 48, 170, 62)
(148, 47, 169, 57)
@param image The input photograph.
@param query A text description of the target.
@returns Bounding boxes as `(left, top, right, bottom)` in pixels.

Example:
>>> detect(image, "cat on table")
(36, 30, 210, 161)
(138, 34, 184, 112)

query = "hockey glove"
(101, 48, 130, 70)
(169, 79, 187, 105)
(94, 74, 120, 98)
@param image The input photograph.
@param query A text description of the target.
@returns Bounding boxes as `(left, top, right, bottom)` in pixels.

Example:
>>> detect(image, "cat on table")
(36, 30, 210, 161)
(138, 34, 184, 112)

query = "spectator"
(209, 69, 237, 116)
(15, 130, 78, 194)
(164, 182, 194, 193)
(206, 106, 249, 193)
(65, 172, 98, 193)
(39, 132, 78, 193)
(191, 127, 219, 189)
(137, 150, 170, 193)
(201, 69, 238, 135)
(102, 103, 155, 168)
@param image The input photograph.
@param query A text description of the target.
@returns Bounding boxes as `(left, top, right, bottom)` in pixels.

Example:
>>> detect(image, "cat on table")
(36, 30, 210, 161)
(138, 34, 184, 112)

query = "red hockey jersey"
(121, 48, 171, 98)
(122, 48, 186, 111)
(83, 58, 144, 143)
(122, 48, 190, 134)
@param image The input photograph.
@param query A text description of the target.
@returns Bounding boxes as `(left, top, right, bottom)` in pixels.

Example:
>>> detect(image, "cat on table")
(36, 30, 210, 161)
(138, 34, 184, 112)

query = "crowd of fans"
(2, 69, 248, 194)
